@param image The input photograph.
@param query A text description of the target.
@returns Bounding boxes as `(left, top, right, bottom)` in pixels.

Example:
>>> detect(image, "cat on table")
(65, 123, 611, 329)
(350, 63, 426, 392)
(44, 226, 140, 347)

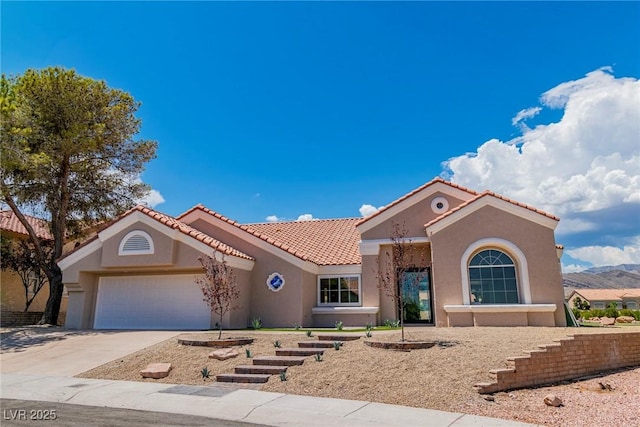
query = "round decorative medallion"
(431, 196, 449, 214)
(266, 272, 285, 292)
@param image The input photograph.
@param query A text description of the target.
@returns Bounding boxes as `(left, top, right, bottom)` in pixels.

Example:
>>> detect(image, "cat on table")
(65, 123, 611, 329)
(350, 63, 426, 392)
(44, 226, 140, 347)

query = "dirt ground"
(78, 326, 640, 426)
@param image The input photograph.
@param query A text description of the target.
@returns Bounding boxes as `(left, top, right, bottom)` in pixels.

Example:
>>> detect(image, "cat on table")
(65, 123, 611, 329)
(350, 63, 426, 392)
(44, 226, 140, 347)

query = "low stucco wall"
(476, 332, 640, 394)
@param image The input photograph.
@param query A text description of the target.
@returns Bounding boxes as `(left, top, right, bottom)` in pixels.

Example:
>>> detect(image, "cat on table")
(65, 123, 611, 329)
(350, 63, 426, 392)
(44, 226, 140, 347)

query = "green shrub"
(619, 309, 640, 320)
(273, 340, 281, 348)
(305, 330, 313, 337)
(335, 321, 344, 331)
(251, 318, 262, 330)
(604, 303, 618, 319)
(200, 367, 211, 379)
(584, 309, 606, 319)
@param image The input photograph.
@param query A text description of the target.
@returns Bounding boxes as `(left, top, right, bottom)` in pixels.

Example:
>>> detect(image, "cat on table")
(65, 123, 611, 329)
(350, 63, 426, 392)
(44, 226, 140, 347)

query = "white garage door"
(94, 275, 211, 330)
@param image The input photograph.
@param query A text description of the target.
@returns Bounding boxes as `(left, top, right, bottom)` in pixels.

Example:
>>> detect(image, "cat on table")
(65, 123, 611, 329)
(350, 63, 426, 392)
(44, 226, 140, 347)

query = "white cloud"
(359, 204, 383, 217)
(139, 189, 165, 208)
(297, 213, 315, 221)
(561, 264, 588, 274)
(445, 68, 640, 217)
(443, 68, 640, 261)
(511, 106, 541, 131)
(565, 237, 640, 267)
(266, 215, 279, 222)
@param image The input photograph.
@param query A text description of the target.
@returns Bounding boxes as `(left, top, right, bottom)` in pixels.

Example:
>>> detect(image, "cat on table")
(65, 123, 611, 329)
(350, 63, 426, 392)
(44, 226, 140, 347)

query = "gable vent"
(118, 230, 154, 255)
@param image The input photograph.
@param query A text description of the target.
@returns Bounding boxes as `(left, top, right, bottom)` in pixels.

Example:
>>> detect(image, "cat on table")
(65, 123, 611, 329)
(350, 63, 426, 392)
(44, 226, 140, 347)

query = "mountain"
(563, 264, 640, 293)
(583, 264, 640, 275)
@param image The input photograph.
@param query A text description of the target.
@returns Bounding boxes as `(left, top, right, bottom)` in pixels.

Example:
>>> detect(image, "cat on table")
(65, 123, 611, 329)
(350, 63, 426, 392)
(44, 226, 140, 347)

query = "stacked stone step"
(215, 333, 360, 384)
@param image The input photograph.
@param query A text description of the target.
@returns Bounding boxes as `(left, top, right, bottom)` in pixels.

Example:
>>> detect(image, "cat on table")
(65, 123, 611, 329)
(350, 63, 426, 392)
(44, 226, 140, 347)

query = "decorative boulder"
(543, 394, 563, 407)
(209, 348, 239, 360)
(600, 317, 615, 326)
(140, 363, 172, 379)
(615, 316, 634, 323)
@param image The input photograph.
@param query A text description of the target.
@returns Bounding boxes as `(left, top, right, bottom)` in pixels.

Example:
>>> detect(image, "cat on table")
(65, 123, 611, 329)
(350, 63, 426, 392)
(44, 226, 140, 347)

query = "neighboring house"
(568, 288, 640, 310)
(59, 178, 567, 330)
(0, 210, 68, 324)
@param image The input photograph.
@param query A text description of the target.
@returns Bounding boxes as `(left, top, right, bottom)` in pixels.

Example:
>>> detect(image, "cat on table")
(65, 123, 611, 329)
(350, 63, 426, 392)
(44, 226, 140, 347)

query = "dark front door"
(399, 268, 433, 324)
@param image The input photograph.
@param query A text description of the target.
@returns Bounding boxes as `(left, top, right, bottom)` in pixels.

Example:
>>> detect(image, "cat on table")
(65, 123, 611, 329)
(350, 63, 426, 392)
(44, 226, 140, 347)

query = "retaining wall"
(475, 332, 640, 394)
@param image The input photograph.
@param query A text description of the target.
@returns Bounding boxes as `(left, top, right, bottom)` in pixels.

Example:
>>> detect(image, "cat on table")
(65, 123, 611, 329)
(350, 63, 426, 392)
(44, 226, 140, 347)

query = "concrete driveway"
(0, 327, 180, 376)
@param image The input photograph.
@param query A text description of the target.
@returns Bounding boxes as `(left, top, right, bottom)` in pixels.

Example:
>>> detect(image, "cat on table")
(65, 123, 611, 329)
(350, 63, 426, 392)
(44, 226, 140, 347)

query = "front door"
(399, 268, 433, 324)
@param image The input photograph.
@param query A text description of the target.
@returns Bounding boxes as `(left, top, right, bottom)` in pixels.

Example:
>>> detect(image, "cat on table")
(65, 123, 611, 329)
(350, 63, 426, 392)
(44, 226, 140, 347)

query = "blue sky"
(2, 2, 639, 272)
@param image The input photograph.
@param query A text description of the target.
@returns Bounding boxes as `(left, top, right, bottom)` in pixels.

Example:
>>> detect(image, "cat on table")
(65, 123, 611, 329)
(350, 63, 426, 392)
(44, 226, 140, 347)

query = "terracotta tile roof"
(0, 210, 52, 240)
(60, 205, 254, 262)
(179, 205, 361, 265)
(572, 288, 640, 301)
(247, 218, 362, 266)
(355, 177, 478, 227)
(425, 190, 560, 229)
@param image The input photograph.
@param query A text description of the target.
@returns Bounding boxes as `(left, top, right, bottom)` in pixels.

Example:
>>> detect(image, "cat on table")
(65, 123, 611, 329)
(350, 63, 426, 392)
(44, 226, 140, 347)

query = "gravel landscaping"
(77, 326, 640, 426)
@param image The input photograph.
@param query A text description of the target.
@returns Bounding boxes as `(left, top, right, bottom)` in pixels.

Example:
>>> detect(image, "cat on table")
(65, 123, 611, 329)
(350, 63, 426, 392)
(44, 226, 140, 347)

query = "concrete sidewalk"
(1, 374, 538, 426)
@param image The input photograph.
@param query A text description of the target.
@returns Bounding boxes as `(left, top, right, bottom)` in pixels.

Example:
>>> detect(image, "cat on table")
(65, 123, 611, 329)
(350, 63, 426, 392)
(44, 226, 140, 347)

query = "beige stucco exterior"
(59, 178, 567, 330)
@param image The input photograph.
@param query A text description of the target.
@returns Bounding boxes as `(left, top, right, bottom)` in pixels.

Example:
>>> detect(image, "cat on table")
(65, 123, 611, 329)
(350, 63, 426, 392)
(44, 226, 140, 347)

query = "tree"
(376, 221, 428, 342)
(0, 67, 157, 325)
(0, 235, 52, 311)
(195, 251, 240, 339)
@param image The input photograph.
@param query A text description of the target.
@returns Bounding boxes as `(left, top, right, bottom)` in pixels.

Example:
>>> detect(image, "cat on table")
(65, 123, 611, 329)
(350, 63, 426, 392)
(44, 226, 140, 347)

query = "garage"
(94, 275, 211, 330)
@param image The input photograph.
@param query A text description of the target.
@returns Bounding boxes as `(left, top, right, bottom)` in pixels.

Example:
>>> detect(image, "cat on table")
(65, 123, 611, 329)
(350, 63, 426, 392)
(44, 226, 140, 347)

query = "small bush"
(292, 322, 301, 331)
(333, 341, 342, 350)
(273, 340, 281, 348)
(245, 348, 253, 358)
(604, 303, 618, 319)
(619, 309, 640, 320)
(365, 330, 372, 338)
(306, 330, 313, 337)
(366, 323, 374, 331)
(200, 367, 210, 379)
(314, 353, 323, 362)
(251, 318, 262, 330)
(279, 371, 287, 381)
(335, 321, 344, 331)
(584, 309, 606, 319)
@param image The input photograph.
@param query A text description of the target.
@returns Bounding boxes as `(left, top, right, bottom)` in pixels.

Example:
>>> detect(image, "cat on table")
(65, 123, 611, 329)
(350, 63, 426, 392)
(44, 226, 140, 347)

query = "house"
(568, 288, 640, 310)
(59, 178, 567, 330)
(0, 210, 68, 325)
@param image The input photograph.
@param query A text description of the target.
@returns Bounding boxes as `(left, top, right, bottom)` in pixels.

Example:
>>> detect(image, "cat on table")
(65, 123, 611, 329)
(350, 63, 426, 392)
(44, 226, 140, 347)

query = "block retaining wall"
(0, 311, 65, 327)
(475, 332, 640, 394)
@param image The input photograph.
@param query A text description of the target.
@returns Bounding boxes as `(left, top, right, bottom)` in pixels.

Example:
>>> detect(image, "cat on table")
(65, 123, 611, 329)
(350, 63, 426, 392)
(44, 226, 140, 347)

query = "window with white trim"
(118, 230, 154, 256)
(625, 301, 637, 309)
(469, 249, 518, 304)
(592, 302, 605, 309)
(318, 275, 361, 306)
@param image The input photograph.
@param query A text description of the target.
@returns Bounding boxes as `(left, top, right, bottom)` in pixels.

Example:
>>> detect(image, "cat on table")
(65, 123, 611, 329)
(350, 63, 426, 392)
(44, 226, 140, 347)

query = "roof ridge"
(425, 190, 559, 228)
(355, 177, 478, 227)
(247, 217, 361, 226)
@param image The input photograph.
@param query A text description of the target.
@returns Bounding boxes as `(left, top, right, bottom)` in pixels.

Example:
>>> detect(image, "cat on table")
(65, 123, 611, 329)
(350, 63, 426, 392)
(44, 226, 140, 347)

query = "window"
(118, 230, 154, 255)
(318, 276, 360, 305)
(469, 249, 518, 304)
(625, 301, 637, 309)
(593, 302, 605, 309)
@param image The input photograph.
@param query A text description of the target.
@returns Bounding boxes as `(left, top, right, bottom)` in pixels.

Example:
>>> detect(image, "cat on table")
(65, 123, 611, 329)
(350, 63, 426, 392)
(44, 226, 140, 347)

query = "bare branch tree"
(195, 251, 240, 339)
(1, 236, 52, 312)
(376, 221, 428, 342)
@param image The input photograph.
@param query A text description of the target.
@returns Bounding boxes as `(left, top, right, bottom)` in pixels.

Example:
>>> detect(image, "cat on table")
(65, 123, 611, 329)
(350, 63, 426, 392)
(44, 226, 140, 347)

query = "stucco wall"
(1, 270, 68, 324)
(360, 191, 467, 240)
(429, 205, 565, 327)
(101, 224, 175, 267)
(188, 218, 306, 327)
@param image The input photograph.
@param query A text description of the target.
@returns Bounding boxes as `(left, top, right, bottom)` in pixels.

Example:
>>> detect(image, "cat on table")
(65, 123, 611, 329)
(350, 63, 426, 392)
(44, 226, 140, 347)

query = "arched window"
(118, 230, 154, 255)
(468, 249, 518, 304)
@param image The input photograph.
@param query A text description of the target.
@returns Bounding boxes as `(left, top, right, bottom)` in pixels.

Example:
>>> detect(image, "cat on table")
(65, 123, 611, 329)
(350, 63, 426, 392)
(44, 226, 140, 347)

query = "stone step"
(298, 341, 341, 348)
(252, 356, 307, 366)
(317, 334, 361, 341)
(235, 365, 288, 375)
(216, 373, 271, 384)
(275, 348, 325, 357)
